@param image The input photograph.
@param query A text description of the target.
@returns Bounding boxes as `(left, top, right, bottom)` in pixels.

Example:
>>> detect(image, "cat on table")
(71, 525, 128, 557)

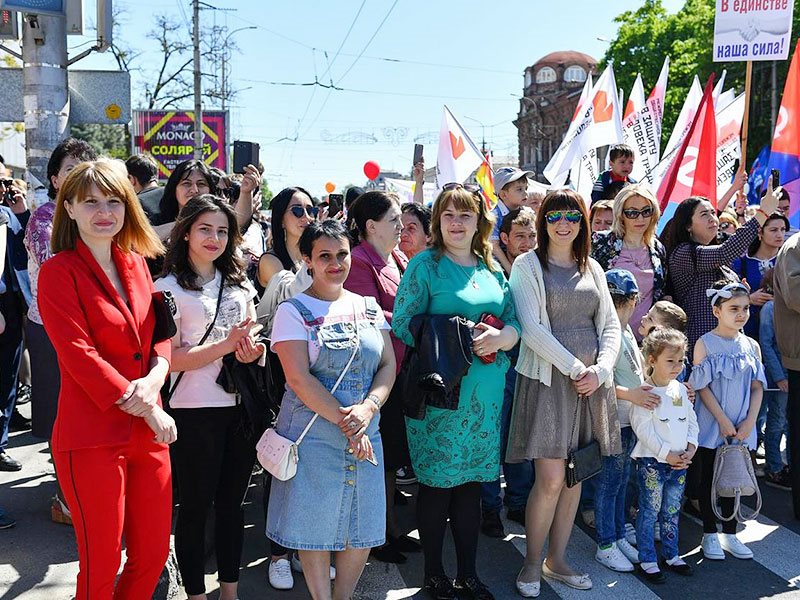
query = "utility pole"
(192, 0, 203, 160)
(22, 14, 68, 187)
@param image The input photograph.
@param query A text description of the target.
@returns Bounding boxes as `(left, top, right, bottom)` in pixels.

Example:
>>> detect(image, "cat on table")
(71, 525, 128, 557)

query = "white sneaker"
(624, 522, 637, 547)
(701, 533, 725, 560)
(268, 558, 294, 590)
(595, 542, 635, 572)
(654, 522, 661, 542)
(719, 533, 753, 559)
(290, 554, 336, 579)
(616, 538, 640, 564)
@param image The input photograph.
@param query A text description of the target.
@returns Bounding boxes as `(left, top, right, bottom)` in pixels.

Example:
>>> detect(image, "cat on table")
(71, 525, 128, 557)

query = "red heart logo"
(449, 132, 466, 160)
(593, 91, 614, 123)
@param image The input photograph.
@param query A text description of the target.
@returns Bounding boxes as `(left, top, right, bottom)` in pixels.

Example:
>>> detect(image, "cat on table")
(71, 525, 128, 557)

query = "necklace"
(447, 252, 479, 289)
(306, 285, 342, 302)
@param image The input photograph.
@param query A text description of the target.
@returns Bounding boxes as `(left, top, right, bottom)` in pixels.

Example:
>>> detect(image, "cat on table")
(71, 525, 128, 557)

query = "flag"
(657, 76, 718, 227)
(624, 74, 646, 124)
(546, 76, 593, 188)
(629, 57, 669, 185)
(435, 105, 484, 190)
(715, 93, 746, 201)
(712, 69, 727, 108)
(475, 152, 497, 209)
(747, 145, 771, 205)
(543, 66, 623, 187)
(768, 39, 800, 227)
(572, 148, 599, 206)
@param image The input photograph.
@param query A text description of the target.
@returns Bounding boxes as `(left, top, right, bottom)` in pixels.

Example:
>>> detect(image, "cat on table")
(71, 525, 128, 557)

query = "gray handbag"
(711, 438, 762, 522)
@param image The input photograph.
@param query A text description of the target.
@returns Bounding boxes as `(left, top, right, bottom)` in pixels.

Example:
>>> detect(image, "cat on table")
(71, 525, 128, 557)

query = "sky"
(69, 0, 684, 196)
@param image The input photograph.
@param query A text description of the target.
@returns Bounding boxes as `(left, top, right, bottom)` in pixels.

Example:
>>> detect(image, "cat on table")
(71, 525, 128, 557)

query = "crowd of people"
(0, 139, 798, 600)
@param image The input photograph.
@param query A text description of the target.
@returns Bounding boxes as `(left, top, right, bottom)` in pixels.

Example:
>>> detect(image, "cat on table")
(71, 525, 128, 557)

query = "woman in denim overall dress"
(267, 220, 396, 599)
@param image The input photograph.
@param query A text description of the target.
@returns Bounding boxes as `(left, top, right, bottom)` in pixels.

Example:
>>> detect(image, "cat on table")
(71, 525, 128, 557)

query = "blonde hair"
(718, 209, 739, 231)
(610, 184, 660, 247)
(430, 187, 498, 271)
(641, 326, 687, 375)
(51, 160, 165, 258)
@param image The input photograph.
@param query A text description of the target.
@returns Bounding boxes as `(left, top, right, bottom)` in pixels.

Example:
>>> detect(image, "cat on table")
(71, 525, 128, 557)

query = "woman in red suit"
(38, 160, 175, 600)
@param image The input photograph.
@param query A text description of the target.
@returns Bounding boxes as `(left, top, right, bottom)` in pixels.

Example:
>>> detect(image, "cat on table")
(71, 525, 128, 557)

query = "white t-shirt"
(156, 271, 257, 409)
(271, 291, 388, 365)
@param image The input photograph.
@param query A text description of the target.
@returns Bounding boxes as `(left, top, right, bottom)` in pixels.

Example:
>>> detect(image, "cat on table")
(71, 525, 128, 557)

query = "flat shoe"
(638, 565, 666, 583)
(541, 560, 592, 590)
(515, 578, 540, 597)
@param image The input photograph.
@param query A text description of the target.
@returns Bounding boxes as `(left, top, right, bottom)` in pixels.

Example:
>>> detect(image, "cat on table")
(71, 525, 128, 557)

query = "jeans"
(595, 427, 636, 546)
(764, 390, 789, 474)
(635, 458, 687, 563)
(481, 347, 534, 514)
(0, 292, 23, 451)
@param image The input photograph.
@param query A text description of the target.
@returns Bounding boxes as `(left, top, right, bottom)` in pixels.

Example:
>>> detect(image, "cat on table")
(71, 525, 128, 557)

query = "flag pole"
(740, 60, 753, 170)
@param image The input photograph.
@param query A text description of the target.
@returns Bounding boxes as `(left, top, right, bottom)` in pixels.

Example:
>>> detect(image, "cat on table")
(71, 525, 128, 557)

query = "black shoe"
(764, 467, 792, 491)
(507, 507, 526, 526)
(480, 511, 505, 538)
(454, 575, 495, 600)
(389, 534, 421, 553)
(15, 383, 31, 405)
(0, 451, 21, 472)
(661, 559, 693, 576)
(424, 574, 456, 600)
(9, 410, 31, 432)
(638, 565, 666, 583)
(370, 543, 407, 564)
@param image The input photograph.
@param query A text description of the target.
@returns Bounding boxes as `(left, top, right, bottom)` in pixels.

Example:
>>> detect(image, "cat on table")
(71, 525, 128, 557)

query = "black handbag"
(565, 396, 602, 488)
(151, 290, 178, 343)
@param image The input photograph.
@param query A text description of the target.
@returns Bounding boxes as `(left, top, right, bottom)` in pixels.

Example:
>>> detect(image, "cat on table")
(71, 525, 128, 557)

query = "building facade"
(514, 51, 597, 179)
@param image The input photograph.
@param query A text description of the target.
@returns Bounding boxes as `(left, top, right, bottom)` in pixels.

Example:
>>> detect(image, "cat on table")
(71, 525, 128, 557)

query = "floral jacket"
(591, 230, 668, 302)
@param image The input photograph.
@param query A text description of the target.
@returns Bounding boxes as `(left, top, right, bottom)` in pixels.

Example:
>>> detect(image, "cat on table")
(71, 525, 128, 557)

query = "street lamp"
(220, 26, 256, 111)
(463, 116, 506, 154)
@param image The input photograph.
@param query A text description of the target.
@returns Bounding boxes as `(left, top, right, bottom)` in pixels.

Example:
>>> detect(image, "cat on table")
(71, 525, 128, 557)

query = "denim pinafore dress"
(266, 295, 386, 550)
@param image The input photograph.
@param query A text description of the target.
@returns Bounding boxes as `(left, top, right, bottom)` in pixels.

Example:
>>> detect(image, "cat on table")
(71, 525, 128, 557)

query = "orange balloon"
(325, 181, 336, 193)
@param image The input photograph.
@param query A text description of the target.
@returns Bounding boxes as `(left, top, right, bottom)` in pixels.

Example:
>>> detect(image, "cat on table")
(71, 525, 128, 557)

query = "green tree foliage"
(601, 0, 800, 162)
(260, 180, 273, 210)
(69, 124, 130, 159)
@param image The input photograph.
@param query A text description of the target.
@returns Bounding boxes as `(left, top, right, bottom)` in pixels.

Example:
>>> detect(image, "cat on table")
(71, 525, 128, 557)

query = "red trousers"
(53, 419, 172, 600)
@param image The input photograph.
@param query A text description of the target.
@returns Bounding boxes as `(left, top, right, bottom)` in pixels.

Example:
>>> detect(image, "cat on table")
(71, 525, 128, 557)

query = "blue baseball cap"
(606, 268, 639, 296)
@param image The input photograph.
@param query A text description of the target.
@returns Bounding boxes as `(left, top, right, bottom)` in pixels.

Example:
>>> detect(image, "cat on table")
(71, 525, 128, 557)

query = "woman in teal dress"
(393, 185, 520, 600)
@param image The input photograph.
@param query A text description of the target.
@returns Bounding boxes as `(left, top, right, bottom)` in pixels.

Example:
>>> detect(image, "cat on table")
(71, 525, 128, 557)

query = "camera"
(1, 179, 16, 204)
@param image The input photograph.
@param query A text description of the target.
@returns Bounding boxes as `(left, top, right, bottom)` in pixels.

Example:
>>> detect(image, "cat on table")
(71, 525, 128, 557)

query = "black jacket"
(399, 314, 474, 420)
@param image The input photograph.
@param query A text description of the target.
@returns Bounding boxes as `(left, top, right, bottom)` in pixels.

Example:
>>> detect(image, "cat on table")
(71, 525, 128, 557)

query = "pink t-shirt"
(613, 246, 654, 341)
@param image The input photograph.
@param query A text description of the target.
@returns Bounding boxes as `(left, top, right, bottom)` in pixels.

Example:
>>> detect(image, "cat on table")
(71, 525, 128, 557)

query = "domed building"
(514, 51, 597, 178)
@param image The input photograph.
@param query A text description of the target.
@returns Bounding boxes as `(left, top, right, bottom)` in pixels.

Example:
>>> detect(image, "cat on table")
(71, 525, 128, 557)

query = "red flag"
(657, 76, 718, 215)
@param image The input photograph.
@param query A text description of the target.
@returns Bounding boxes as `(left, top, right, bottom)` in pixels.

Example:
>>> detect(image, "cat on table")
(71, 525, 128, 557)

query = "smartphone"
(771, 168, 781, 187)
(232, 140, 260, 174)
(327, 193, 344, 216)
(413, 143, 424, 166)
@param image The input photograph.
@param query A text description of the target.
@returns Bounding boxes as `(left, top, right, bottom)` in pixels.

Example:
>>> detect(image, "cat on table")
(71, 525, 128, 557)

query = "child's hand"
(680, 443, 697, 463)
(734, 417, 756, 442)
(717, 415, 737, 438)
(666, 451, 689, 469)
(683, 382, 696, 403)
(628, 385, 660, 410)
(777, 379, 789, 393)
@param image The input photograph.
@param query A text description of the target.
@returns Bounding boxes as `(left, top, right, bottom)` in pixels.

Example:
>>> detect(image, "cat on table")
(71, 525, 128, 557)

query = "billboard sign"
(132, 110, 228, 179)
(713, 0, 795, 62)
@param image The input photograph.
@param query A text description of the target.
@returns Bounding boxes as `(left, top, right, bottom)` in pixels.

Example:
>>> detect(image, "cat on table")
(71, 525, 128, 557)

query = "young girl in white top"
(630, 327, 699, 583)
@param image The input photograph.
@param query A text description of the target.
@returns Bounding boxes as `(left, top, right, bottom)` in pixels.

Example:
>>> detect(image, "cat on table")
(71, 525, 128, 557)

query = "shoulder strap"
(364, 296, 379, 322)
(169, 277, 225, 397)
(285, 296, 316, 324)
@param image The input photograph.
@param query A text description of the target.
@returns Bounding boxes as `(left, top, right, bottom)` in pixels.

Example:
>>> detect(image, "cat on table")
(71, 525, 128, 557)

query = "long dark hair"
(535, 189, 590, 272)
(162, 194, 246, 291)
(661, 196, 706, 257)
(159, 160, 219, 223)
(269, 186, 313, 270)
(748, 212, 790, 257)
(348, 191, 399, 245)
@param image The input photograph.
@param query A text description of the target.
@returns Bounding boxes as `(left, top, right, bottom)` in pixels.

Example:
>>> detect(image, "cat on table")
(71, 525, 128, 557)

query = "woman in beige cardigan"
(508, 190, 621, 597)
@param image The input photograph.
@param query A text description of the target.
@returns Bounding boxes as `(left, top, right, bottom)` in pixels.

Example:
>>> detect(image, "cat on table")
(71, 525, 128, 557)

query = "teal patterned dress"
(392, 249, 520, 488)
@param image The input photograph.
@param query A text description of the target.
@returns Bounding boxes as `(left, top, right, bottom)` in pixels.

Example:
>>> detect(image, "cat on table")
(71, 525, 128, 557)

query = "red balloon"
(363, 160, 380, 181)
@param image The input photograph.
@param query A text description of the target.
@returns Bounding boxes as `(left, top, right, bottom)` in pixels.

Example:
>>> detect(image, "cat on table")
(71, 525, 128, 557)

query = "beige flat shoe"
(542, 560, 592, 590)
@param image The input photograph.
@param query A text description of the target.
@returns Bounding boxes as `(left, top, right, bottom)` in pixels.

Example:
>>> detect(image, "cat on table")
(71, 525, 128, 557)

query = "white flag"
(544, 76, 592, 188)
(435, 106, 484, 190)
(624, 74, 646, 125)
(628, 57, 669, 185)
(715, 93, 746, 200)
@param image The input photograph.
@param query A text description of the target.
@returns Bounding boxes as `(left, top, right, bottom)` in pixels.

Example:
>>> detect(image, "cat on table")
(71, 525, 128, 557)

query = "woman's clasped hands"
(338, 401, 377, 462)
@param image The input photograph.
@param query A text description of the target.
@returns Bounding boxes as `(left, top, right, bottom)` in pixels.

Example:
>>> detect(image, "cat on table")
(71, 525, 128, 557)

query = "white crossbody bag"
(256, 303, 360, 481)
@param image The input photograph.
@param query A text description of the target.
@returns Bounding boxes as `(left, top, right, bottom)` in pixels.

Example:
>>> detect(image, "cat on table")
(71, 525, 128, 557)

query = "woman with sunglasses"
(393, 184, 520, 600)
(255, 186, 326, 589)
(508, 190, 621, 597)
(591, 184, 665, 341)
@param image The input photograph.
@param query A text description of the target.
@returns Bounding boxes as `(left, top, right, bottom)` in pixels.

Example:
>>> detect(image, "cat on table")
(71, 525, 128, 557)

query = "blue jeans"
(481, 347, 534, 514)
(595, 427, 636, 546)
(765, 390, 790, 473)
(635, 458, 687, 563)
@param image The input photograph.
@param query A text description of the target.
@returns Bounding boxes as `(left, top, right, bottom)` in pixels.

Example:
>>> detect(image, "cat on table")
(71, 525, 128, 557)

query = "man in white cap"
(491, 167, 533, 273)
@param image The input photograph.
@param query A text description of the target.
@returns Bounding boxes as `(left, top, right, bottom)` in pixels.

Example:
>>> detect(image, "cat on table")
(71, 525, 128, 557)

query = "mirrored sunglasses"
(545, 210, 582, 224)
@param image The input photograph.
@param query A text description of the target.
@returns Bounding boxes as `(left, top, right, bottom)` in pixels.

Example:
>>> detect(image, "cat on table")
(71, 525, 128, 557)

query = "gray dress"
(507, 263, 621, 461)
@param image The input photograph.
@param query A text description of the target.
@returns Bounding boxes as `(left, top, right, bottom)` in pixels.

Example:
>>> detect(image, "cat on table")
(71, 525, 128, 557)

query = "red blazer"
(344, 242, 408, 370)
(39, 239, 171, 451)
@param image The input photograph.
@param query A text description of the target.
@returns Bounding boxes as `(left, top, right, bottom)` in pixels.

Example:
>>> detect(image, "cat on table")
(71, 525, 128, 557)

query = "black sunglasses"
(288, 205, 318, 219)
(622, 206, 654, 220)
(442, 182, 480, 194)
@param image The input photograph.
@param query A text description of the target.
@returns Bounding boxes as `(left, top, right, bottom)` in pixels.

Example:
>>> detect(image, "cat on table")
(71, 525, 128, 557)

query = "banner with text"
(132, 110, 228, 179)
(713, 0, 795, 62)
